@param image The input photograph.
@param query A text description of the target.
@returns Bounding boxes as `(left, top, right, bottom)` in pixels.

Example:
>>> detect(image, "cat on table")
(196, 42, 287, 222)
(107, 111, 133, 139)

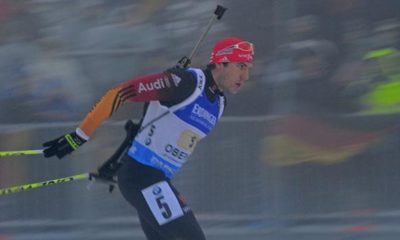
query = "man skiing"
(42, 36, 254, 239)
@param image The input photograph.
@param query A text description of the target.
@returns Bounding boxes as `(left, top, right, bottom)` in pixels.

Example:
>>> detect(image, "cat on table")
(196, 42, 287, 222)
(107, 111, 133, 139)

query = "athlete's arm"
(78, 69, 196, 138)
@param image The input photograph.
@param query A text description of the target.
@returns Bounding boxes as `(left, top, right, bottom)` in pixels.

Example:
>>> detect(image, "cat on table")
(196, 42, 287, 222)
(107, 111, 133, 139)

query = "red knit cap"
(209, 37, 254, 64)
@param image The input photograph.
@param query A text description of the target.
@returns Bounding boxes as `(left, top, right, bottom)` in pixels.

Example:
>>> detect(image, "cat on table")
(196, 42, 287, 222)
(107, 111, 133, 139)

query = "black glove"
(42, 132, 86, 159)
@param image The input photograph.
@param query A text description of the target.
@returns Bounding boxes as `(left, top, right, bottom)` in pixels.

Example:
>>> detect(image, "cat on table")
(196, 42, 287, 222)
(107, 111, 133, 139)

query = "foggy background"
(1, 0, 400, 239)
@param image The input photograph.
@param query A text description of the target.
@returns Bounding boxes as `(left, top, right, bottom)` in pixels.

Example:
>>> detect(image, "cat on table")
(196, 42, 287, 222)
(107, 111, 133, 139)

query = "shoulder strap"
(169, 68, 205, 112)
(138, 68, 206, 133)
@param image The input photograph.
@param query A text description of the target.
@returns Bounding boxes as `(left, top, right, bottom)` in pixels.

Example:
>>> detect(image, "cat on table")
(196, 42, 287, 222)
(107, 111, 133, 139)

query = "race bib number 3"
(142, 181, 184, 225)
(178, 130, 200, 151)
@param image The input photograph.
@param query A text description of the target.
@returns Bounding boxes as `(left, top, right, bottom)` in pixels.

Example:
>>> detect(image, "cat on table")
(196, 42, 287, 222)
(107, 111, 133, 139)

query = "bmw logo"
(152, 186, 162, 195)
(145, 138, 151, 145)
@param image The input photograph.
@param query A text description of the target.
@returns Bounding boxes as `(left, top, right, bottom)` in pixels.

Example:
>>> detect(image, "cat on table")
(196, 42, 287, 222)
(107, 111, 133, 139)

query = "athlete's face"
(215, 62, 252, 94)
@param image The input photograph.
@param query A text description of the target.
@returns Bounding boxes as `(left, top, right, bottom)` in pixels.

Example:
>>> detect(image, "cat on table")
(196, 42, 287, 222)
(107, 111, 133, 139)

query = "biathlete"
(42, 37, 255, 239)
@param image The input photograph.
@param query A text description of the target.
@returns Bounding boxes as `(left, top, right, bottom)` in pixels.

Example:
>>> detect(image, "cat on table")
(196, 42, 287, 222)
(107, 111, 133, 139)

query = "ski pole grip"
(215, 5, 227, 20)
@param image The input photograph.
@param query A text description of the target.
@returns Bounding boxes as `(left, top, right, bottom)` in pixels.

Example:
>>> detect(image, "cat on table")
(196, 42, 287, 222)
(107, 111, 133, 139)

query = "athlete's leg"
(139, 210, 205, 240)
(158, 203, 206, 240)
(117, 155, 206, 240)
(139, 214, 167, 240)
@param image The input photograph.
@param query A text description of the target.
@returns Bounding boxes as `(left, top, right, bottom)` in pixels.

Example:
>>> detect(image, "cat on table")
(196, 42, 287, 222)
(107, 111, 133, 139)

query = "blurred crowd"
(0, 0, 228, 123)
(1, 0, 400, 219)
(261, 0, 400, 116)
(0, 0, 399, 123)
(257, 0, 400, 167)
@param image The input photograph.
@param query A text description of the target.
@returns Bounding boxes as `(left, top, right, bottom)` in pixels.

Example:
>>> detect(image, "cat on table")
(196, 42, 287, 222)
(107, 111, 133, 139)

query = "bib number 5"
(142, 181, 184, 225)
(156, 195, 172, 219)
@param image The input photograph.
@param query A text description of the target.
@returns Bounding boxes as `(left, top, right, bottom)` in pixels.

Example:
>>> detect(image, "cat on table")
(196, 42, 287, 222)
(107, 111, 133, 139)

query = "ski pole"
(0, 173, 116, 196)
(0, 173, 89, 196)
(177, 4, 227, 68)
(0, 149, 43, 157)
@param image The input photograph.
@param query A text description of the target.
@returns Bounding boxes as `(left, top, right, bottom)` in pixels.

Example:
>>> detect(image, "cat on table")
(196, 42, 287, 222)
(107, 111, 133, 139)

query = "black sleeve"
(161, 68, 197, 107)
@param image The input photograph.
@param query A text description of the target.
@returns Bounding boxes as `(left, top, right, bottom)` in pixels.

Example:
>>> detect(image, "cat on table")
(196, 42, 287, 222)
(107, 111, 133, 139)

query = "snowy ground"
(2, 210, 400, 240)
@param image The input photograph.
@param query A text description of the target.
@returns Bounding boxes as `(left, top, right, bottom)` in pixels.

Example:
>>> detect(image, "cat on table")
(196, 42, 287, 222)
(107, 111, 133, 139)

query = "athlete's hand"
(42, 132, 86, 159)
